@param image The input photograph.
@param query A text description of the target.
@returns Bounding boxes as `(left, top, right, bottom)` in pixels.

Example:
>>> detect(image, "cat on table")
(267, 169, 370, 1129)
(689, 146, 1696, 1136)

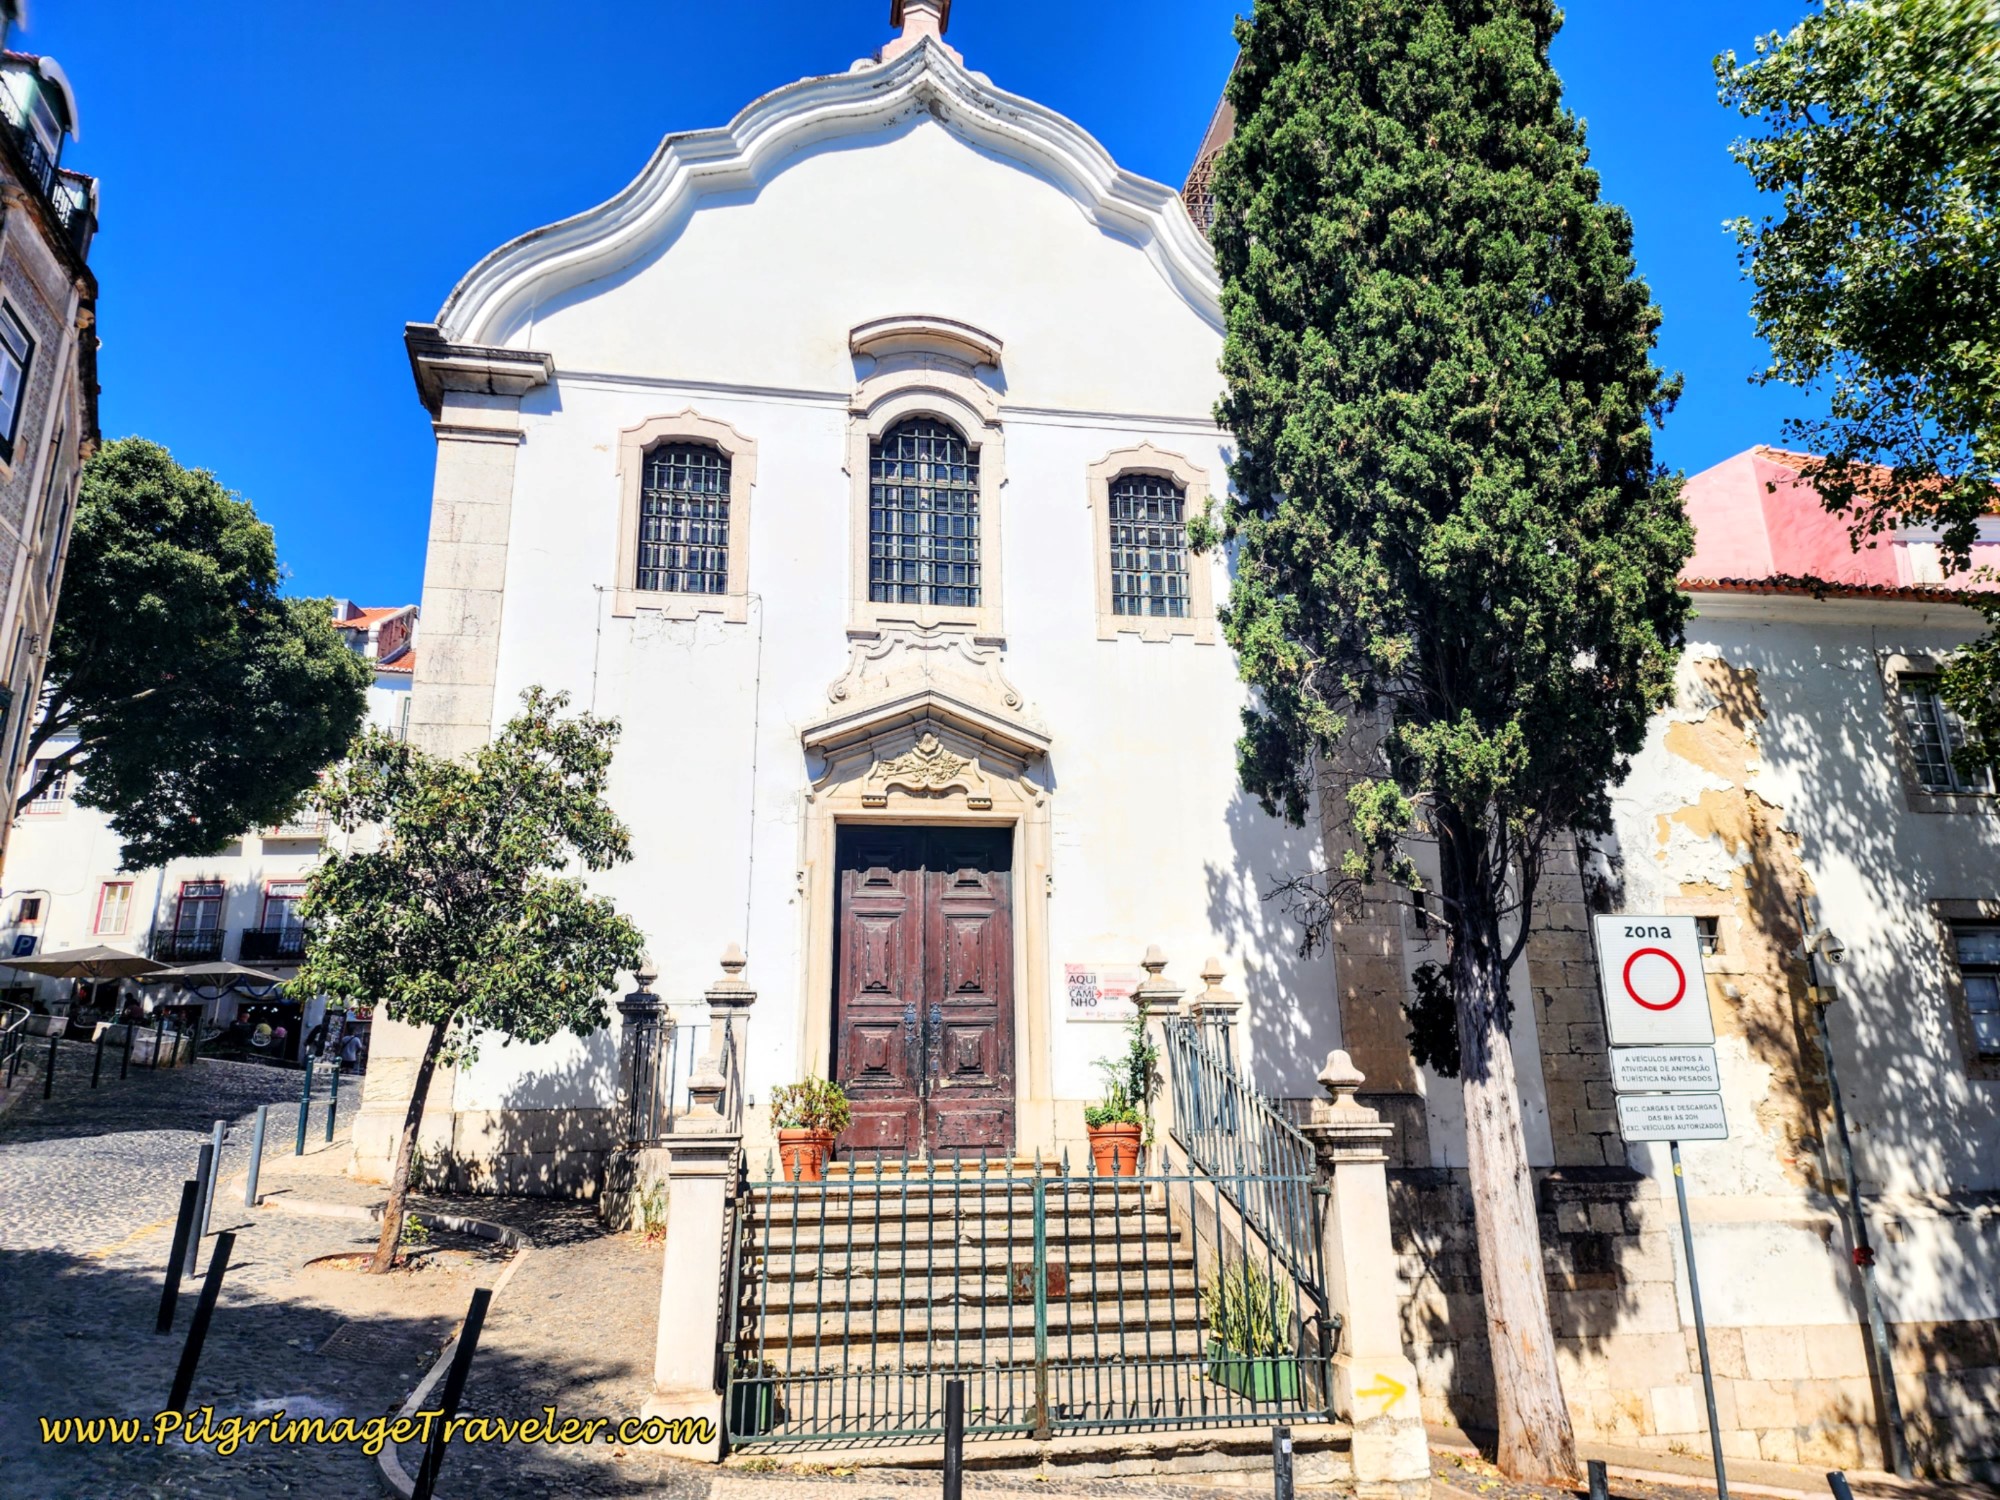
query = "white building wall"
(433, 113, 1339, 1127)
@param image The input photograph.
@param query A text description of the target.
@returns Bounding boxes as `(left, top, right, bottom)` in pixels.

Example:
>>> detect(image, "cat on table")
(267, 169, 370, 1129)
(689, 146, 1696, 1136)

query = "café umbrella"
(0, 944, 169, 981)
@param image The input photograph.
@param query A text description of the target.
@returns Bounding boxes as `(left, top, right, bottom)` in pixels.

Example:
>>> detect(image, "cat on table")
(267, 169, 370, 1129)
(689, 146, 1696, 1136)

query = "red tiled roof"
(1679, 449, 2000, 593)
(375, 646, 415, 675)
(1683, 576, 1992, 605)
(339, 605, 409, 629)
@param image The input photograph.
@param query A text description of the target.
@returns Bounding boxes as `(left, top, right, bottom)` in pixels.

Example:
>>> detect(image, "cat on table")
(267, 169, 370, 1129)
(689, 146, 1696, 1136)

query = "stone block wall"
(1381, 1165, 1997, 1473)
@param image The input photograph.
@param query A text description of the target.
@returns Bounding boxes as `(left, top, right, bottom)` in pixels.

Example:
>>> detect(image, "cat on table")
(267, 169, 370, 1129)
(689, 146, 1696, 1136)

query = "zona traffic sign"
(1592, 915, 1715, 1047)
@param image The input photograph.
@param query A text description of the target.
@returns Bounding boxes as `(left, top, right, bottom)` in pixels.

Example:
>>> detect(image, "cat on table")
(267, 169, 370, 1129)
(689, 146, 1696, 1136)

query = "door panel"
(833, 825, 1014, 1158)
(834, 831, 925, 1154)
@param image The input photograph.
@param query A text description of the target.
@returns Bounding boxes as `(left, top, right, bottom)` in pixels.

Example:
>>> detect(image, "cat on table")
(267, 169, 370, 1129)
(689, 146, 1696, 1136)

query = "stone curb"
(1429, 1432, 1909, 1500)
(367, 1211, 535, 1500)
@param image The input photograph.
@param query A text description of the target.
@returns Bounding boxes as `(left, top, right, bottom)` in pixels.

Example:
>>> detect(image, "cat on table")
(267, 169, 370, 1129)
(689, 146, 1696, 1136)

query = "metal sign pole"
(1671, 1139, 1728, 1500)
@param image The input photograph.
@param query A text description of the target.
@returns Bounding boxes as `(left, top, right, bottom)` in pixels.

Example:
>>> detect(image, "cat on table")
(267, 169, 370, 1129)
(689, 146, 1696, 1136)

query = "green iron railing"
(723, 1149, 1337, 1449)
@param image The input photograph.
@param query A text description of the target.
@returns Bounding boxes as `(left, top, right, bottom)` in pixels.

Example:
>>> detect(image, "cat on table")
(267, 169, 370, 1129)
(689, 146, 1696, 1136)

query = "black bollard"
(294, 1056, 315, 1155)
(411, 1287, 494, 1500)
(92, 1033, 105, 1088)
(1271, 1425, 1294, 1500)
(151, 1015, 164, 1070)
(186, 1145, 213, 1277)
(42, 1031, 58, 1098)
(157, 1181, 200, 1333)
(1827, 1475, 1856, 1500)
(326, 1063, 340, 1143)
(120, 1025, 132, 1080)
(943, 1379, 965, 1500)
(1588, 1459, 1610, 1500)
(244, 1104, 270, 1208)
(166, 1231, 234, 1413)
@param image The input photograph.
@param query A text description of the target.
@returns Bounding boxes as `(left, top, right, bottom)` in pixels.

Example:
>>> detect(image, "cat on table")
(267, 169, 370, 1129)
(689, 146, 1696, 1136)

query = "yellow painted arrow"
(1356, 1373, 1407, 1407)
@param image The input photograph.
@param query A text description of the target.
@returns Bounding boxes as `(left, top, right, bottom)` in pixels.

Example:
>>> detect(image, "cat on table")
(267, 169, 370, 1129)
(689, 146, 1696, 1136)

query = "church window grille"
(1108, 473, 1190, 618)
(636, 443, 731, 595)
(869, 418, 980, 608)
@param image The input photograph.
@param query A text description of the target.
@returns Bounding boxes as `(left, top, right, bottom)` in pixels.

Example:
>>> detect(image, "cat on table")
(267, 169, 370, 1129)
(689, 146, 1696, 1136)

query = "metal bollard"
(42, 1031, 58, 1098)
(943, 1379, 965, 1500)
(1272, 1424, 1294, 1500)
(1827, 1474, 1856, 1500)
(166, 1231, 235, 1413)
(187, 1144, 213, 1277)
(120, 1026, 131, 1080)
(326, 1064, 340, 1142)
(156, 1181, 201, 1333)
(411, 1287, 494, 1500)
(92, 1034, 105, 1088)
(1588, 1459, 1610, 1500)
(294, 1056, 315, 1155)
(201, 1121, 226, 1235)
(244, 1105, 270, 1207)
(151, 1015, 164, 1070)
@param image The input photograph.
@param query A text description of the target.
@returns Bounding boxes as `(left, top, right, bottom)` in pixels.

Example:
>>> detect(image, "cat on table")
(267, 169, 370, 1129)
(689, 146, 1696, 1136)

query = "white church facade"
(354, 4, 2000, 1479)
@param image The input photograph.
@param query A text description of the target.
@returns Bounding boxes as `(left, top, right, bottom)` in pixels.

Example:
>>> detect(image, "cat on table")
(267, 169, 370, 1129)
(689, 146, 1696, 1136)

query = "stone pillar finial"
(1317, 1048, 1367, 1102)
(1132, 945, 1184, 1017)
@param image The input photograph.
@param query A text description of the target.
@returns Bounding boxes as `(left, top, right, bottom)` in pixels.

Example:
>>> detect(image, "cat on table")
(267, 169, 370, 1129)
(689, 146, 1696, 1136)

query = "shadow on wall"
(419, 1026, 624, 1203)
(1204, 787, 1338, 1098)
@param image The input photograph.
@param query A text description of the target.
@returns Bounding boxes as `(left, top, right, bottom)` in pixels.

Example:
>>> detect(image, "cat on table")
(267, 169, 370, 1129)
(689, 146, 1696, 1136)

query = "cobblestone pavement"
(0, 1050, 495, 1499)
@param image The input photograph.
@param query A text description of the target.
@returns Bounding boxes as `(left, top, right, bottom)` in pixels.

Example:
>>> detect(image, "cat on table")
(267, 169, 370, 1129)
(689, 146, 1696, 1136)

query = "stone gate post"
(639, 948, 754, 1459)
(1301, 1049, 1430, 1500)
(1132, 945, 1185, 1149)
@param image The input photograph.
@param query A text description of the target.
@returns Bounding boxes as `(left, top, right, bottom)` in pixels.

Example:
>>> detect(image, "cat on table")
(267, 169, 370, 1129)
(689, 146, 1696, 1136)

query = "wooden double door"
(833, 825, 1015, 1158)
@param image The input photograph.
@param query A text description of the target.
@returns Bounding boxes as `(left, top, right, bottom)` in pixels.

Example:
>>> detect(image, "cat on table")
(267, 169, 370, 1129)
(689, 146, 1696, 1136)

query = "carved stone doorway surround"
(801, 625, 1056, 1155)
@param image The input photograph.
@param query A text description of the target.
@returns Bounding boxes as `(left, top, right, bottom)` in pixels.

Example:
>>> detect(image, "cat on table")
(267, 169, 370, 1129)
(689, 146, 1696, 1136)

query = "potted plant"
(770, 1075, 851, 1182)
(1204, 1259, 1299, 1402)
(1084, 1016, 1157, 1176)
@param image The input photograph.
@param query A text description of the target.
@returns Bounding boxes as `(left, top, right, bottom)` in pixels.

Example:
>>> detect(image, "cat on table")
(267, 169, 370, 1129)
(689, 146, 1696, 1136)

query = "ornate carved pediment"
(826, 622, 1028, 713)
(862, 733, 993, 809)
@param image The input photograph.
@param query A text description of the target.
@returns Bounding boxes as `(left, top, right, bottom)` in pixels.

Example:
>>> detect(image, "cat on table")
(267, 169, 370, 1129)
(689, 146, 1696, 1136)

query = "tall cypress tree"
(1207, 0, 1692, 1480)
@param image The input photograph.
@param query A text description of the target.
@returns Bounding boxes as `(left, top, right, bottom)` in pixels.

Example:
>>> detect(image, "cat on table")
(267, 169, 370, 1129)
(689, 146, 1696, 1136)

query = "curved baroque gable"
(435, 38, 1224, 347)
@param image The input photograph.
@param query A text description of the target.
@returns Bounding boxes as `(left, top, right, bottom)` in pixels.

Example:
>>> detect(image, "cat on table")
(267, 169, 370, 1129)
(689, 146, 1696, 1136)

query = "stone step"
(751, 1267, 1203, 1313)
(745, 1183, 1163, 1216)
(751, 1239, 1196, 1280)
(741, 1299, 1215, 1351)
(752, 1212, 1183, 1252)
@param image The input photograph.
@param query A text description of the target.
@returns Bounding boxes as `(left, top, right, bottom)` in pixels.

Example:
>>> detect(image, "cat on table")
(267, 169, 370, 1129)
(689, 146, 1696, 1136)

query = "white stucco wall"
(436, 109, 1339, 1125)
(1603, 593, 2000, 1328)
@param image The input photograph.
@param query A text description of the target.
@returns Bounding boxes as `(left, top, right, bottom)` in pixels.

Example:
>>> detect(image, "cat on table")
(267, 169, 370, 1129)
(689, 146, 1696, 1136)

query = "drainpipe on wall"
(1798, 897, 1911, 1478)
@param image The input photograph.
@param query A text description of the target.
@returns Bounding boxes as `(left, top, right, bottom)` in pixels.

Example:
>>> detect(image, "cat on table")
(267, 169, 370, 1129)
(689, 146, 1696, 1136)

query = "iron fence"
(723, 1151, 1336, 1449)
(623, 1012, 736, 1144)
(1164, 1018, 1321, 1291)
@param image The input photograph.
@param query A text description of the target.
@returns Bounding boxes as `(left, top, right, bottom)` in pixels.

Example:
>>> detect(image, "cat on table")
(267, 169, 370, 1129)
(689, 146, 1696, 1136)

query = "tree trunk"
(1444, 819, 1580, 1484)
(371, 1020, 447, 1275)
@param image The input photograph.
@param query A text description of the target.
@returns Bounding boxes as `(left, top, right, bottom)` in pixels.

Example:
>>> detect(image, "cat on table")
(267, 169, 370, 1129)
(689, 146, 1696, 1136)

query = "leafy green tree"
(1719, 0, 2000, 774)
(293, 688, 646, 1273)
(1207, 0, 1692, 1479)
(18, 438, 371, 865)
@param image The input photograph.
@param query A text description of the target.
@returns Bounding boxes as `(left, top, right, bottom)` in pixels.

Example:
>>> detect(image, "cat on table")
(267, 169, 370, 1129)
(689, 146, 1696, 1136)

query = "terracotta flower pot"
(778, 1127, 837, 1183)
(1087, 1121, 1142, 1177)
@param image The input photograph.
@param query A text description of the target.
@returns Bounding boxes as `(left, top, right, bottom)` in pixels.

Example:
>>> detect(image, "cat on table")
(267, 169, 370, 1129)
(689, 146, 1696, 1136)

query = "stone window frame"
(1085, 444, 1216, 644)
(611, 409, 757, 622)
(1877, 652, 1998, 816)
(845, 367, 1005, 641)
(1931, 898, 2000, 1082)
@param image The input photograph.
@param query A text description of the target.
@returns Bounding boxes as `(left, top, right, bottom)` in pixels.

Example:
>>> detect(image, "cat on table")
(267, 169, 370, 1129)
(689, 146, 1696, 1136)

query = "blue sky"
(34, 0, 1812, 607)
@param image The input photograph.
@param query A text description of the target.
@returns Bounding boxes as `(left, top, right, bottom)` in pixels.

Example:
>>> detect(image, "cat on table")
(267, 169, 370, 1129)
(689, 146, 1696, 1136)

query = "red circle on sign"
(1623, 947, 1686, 1011)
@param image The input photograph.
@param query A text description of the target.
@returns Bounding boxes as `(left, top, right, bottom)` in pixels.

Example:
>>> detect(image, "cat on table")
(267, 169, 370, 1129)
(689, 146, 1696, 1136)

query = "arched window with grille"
(869, 417, 981, 608)
(636, 442, 731, 595)
(1108, 472, 1191, 618)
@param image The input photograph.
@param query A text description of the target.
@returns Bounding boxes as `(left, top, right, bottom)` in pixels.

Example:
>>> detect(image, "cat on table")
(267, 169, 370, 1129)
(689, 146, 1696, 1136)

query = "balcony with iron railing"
(0, 83, 93, 259)
(150, 926, 224, 964)
(238, 926, 307, 965)
(261, 811, 328, 840)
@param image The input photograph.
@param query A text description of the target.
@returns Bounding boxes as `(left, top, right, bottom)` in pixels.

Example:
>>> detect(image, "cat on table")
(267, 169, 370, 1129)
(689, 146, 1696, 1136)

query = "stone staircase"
(726, 1161, 1336, 1454)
